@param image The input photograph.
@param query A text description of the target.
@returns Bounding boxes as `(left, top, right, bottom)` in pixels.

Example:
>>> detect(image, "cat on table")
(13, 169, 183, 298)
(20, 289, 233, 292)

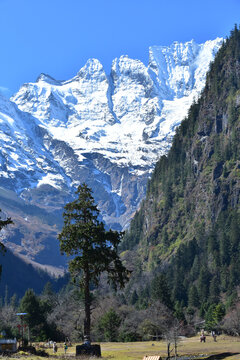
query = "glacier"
(0, 38, 222, 269)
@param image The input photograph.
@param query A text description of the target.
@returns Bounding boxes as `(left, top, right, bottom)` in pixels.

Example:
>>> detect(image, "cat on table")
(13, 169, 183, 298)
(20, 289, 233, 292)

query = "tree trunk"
(174, 338, 177, 359)
(84, 267, 91, 343)
(167, 342, 170, 360)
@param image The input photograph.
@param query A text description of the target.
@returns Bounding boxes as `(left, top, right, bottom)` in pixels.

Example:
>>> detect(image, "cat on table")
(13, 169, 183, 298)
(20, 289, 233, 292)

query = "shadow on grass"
(175, 353, 240, 360)
(203, 353, 240, 360)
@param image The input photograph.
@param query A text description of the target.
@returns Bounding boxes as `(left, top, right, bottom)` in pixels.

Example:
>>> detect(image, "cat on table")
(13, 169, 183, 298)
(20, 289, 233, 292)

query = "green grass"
(3, 336, 240, 360)
(99, 336, 240, 360)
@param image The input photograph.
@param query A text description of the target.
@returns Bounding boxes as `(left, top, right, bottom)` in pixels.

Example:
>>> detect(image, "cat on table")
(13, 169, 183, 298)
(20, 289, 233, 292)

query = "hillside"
(121, 26, 240, 310)
(0, 248, 68, 298)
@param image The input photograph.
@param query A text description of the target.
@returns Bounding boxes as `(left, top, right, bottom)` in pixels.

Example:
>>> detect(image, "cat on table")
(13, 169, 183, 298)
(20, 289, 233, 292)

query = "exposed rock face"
(0, 38, 222, 269)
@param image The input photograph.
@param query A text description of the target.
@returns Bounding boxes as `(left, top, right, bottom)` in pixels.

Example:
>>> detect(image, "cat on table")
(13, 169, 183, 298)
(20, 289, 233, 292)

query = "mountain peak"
(76, 58, 106, 79)
(148, 38, 223, 99)
(36, 73, 61, 85)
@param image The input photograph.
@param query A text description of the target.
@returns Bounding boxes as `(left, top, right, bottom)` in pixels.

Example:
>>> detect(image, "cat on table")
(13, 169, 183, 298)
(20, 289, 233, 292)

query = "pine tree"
(151, 273, 173, 309)
(188, 285, 199, 308)
(219, 232, 230, 266)
(40, 282, 57, 313)
(209, 276, 220, 304)
(229, 211, 240, 254)
(207, 232, 218, 254)
(10, 294, 17, 308)
(171, 267, 187, 305)
(19, 289, 46, 341)
(205, 303, 225, 331)
(98, 308, 121, 341)
(58, 183, 129, 343)
(198, 267, 211, 303)
(130, 290, 138, 305)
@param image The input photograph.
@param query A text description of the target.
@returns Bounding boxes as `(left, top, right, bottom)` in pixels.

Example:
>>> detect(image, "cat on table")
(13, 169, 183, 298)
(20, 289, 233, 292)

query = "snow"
(37, 173, 65, 189)
(11, 38, 222, 174)
(0, 38, 223, 228)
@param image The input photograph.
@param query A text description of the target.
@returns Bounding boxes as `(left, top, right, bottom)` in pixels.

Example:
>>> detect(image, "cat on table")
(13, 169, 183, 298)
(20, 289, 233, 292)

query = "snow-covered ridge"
(12, 38, 222, 173)
(0, 38, 223, 267)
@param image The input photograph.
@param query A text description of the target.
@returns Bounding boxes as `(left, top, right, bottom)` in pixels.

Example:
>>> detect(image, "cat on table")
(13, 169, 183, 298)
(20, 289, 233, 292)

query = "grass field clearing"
(2, 336, 240, 360)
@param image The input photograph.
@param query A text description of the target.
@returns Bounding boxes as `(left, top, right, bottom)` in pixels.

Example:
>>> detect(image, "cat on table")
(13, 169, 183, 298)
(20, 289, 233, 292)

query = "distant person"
(200, 329, 206, 343)
(53, 342, 58, 353)
(211, 331, 217, 342)
(84, 336, 91, 346)
(64, 343, 68, 354)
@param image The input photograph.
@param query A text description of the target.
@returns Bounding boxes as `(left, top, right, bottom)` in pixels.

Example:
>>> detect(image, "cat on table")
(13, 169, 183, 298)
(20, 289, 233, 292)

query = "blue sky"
(0, 0, 240, 96)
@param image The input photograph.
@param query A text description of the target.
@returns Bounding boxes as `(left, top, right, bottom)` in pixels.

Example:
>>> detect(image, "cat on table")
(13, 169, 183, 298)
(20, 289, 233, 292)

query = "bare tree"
(222, 302, 240, 336)
(0, 303, 18, 336)
(135, 301, 174, 343)
(164, 319, 183, 360)
(47, 288, 84, 341)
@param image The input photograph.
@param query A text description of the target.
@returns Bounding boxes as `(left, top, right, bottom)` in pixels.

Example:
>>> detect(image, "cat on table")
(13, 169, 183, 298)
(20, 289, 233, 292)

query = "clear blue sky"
(0, 0, 240, 96)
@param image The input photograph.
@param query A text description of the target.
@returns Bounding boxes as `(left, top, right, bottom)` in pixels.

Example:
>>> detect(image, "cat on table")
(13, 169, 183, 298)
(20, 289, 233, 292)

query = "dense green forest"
(120, 25, 240, 324)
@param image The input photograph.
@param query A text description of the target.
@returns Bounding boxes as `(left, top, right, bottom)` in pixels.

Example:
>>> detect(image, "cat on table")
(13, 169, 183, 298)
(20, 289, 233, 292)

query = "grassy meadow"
(9, 335, 239, 360)
(99, 336, 240, 360)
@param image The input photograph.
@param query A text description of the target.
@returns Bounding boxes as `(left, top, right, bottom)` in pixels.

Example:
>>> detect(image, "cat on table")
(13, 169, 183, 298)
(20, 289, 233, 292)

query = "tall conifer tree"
(58, 183, 129, 342)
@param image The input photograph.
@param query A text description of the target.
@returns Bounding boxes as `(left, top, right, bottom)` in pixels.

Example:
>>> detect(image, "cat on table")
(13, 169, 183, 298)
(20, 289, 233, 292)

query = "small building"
(0, 338, 17, 353)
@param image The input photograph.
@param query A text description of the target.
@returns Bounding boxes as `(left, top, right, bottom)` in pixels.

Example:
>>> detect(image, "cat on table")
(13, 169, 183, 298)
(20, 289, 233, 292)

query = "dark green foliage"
(19, 289, 44, 329)
(219, 232, 230, 266)
(98, 308, 121, 341)
(19, 289, 49, 341)
(118, 329, 140, 342)
(204, 303, 225, 331)
(209, 276, 220, 304)
(135, 285, 150, 309)
(188, 285, 199, 308)
(150, 273, 173, 309)
(225, 289, 238, 310)
(120, 208, 144, 250)
(166, 210, 240, 306)
(59, 183, 129, 289)
(171, 268, 187, 305)
(130, 289, 138, 305)
(17, 288, 64, 341)
(207, 231, 218, 254)
(40, 282, 57, 313)
(58, 183, 129, 341)
(229, 211, 240, 253)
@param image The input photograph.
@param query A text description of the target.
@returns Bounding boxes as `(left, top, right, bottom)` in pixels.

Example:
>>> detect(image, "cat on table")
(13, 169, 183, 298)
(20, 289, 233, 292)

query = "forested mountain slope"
(122, 26, 240, 309)
(0, 249, 67, 298)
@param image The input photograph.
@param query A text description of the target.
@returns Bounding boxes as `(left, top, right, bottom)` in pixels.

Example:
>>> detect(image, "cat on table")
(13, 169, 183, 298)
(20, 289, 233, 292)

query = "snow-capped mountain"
(0, 38, 222, 269)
